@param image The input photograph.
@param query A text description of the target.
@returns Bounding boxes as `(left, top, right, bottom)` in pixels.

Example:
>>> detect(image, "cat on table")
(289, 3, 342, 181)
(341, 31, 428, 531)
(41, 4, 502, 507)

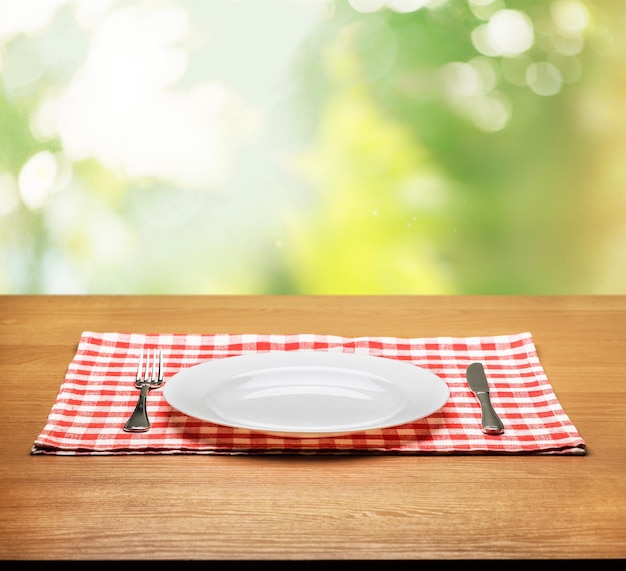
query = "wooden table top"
(1, 295, 625, 560)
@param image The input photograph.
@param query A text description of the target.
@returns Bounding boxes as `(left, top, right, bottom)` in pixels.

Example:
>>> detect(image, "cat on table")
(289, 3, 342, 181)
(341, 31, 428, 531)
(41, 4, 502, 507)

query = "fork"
(123, 348, 164, 433)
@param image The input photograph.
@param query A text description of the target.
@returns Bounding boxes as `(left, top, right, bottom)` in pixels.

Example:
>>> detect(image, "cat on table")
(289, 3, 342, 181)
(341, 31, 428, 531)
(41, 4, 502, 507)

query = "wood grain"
(1, 295, 625, 560)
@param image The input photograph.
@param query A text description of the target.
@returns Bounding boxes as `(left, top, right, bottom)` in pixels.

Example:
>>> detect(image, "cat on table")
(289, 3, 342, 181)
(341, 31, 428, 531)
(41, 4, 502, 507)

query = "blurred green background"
(1, 0, 624, 294)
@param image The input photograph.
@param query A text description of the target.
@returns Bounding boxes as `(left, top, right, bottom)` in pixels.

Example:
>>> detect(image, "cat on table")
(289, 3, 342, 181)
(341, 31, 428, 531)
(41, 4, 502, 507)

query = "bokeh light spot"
(526, 62, 563, 96)
(387, 0, 430, 13)
(473, 9, 535, 57)
(551, 0, 589, 36)
(18, 151, 59, 210)
(348, 0, 386, 13)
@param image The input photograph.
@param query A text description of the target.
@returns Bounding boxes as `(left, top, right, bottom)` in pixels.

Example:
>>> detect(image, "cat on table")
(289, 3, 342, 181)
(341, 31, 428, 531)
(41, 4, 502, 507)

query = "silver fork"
(123, 348, 164, 433)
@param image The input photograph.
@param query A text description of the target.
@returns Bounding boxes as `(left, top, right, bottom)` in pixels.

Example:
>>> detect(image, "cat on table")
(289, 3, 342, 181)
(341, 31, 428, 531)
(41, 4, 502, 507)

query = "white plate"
(163, 351, 449, 438)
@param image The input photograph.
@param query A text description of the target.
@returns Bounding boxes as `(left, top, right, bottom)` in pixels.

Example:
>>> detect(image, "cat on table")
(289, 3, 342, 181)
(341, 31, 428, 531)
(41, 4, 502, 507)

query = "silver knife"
(466, 362, 504, 435)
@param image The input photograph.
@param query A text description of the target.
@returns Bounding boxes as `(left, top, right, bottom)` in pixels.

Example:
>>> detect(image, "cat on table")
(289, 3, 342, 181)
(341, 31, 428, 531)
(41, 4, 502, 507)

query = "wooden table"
(1, 295, 625, 560)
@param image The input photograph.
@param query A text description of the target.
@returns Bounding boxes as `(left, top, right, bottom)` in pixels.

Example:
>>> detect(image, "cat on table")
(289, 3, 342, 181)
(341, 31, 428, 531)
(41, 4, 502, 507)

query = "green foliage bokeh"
(1, 0, 624, 294)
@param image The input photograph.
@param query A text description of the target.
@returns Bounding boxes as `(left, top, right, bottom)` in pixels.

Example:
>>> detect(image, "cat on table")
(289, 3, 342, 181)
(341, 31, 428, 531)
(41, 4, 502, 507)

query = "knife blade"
(466, 362, 504, 435)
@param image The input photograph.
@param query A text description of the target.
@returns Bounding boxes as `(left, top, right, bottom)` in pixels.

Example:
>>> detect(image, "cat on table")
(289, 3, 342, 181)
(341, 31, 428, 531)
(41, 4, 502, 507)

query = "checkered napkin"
(31, 331, 586, 455)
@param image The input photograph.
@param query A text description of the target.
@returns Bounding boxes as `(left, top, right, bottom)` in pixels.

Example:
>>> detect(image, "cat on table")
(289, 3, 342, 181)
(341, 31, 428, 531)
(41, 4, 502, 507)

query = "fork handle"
(123, 384, 151, 432)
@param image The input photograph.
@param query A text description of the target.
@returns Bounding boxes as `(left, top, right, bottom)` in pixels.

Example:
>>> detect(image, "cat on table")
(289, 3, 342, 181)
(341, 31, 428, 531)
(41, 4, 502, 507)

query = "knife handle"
(476, 392, 504, 435)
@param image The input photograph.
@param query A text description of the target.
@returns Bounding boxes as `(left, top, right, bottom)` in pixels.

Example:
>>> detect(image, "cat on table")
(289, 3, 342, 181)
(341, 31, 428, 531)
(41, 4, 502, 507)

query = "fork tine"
(147, 348, 153, 382)
(153, 349, 159, 383)
(136, 349, 144, 384)
(157, 348, 164, 384)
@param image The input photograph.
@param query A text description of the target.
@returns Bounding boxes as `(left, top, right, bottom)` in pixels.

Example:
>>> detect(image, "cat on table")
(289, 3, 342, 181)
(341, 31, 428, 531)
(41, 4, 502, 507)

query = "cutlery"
(123, 348, 164, 433)
(466, 362, 504, 435)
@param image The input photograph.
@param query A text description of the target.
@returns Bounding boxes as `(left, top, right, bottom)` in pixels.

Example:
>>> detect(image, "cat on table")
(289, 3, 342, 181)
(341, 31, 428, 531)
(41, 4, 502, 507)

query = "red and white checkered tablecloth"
(31, 331, 586, 455)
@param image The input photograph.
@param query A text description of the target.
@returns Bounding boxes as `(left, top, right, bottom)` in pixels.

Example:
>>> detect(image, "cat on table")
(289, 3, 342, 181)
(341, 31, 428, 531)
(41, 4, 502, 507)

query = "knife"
(466, 362, 504, 435)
